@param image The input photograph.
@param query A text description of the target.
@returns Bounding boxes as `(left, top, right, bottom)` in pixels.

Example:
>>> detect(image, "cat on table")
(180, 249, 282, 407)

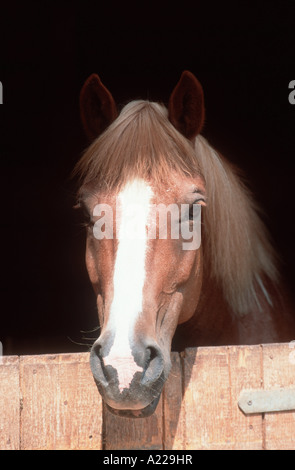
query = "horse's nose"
(90, 336, 165, 410)
(90, 337, 164, 388)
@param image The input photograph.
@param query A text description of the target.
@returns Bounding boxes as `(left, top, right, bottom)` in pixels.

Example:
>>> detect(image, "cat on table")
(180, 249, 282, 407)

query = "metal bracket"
(238, 389, 295, 414)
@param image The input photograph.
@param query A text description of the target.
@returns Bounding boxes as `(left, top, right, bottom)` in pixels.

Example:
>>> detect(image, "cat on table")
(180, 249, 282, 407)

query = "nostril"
(142, 345, 164, 385)
(90, 341, 109, 387)
(92, 341, 102, 359)
(146, 346, 158, 364)
(92, 342, 105, 368)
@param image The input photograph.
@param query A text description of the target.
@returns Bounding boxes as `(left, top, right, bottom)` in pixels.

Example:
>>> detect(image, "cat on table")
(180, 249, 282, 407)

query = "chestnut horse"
(75, 71, 295, 417)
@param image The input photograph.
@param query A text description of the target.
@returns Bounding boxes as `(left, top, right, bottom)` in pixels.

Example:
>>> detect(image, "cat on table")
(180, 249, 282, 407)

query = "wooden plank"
(262, 343, 295, 450)
(227, 345, 263, 449)
(183, 346, 233, 449)
(182, 345, 264, 449)
(103, 395, 163, 450)
(162, 352, 185, 450)
(20, 353, 103, 450)
(0, 356, 20, 450)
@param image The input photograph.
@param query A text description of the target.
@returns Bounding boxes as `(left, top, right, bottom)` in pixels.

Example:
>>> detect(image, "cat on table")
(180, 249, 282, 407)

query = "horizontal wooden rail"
(1, 343, 295, 450)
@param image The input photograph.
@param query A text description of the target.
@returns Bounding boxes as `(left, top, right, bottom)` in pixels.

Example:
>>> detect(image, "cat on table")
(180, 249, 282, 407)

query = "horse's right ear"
(168, 71, 205, 140)
(80, 74, 118, 142)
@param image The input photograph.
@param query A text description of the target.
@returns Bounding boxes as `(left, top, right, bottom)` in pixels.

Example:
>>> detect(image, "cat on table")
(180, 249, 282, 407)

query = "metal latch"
(238, 389, 295, 414)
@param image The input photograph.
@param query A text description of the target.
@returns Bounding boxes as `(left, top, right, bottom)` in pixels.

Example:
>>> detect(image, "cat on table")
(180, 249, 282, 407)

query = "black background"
(1, 1, 295, 355)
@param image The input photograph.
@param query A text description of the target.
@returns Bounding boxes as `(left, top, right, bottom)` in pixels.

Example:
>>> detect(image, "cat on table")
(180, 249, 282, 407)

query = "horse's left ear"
(80, 74, 118, 142)
(168, 71, 205, 140)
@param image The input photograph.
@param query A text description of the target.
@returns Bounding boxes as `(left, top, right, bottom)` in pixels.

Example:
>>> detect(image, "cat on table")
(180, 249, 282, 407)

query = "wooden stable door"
(1, 343, 295, 450)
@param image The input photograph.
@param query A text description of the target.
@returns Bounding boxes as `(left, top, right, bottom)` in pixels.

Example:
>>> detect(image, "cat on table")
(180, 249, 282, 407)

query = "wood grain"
(227, 345, 263, 449)
(103, 396, 163, 450)
(1, 344, 295, 450)
(262, 343, 295, 450)
(183, 346, 233, 449)
(162, 352, 185, 449)
(20, 353, 103, 450)
(0, 356, 20, 450)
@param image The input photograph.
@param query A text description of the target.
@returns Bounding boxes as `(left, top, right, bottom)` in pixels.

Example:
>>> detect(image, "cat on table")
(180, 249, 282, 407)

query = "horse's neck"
(172, 273, 295, 351)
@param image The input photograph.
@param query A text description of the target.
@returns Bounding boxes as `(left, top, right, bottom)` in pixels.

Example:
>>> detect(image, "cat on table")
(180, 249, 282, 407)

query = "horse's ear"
(80, 74, 118, 142)
(168, 71, 205, 140)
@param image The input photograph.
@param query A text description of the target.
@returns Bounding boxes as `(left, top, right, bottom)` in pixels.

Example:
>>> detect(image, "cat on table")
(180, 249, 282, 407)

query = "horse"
(74, 71, 295, 418)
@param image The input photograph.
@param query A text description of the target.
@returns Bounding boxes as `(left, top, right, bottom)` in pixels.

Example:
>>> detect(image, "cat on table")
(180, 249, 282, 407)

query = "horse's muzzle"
(90, 337, 169, 417)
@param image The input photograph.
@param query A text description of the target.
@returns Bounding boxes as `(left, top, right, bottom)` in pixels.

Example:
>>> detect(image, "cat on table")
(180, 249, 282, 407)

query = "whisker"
(80, 326, 100, 334)
(67, 336, 93, 349)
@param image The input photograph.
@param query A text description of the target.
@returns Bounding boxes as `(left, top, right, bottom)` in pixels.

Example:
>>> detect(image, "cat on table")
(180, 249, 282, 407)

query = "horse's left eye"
(189, 205, 195, 220)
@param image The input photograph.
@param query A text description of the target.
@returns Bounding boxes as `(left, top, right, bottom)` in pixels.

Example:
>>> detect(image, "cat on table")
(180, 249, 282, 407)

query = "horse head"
(77, 72, 206, 417)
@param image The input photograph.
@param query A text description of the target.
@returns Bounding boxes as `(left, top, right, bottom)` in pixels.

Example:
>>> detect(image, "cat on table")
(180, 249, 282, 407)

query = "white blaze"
(104, 179, 153, 392)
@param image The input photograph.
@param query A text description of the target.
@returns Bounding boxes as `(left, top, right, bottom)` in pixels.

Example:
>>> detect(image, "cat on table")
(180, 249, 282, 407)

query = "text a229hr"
(102, 454, 193, 466)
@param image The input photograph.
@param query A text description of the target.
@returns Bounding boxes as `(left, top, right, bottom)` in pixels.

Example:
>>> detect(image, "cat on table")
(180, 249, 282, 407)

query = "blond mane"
(75, 100, 278, 316)
(75, 100, 201, 190)
(194, 135, 278, 315)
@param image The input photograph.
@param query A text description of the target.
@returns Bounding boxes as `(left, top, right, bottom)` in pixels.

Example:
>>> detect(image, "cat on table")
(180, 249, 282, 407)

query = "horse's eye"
(76, 202, 94, 227)
(189, 200, 205, 220)
(189, 205, 195, 220)
(80, 207, 90, 224)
